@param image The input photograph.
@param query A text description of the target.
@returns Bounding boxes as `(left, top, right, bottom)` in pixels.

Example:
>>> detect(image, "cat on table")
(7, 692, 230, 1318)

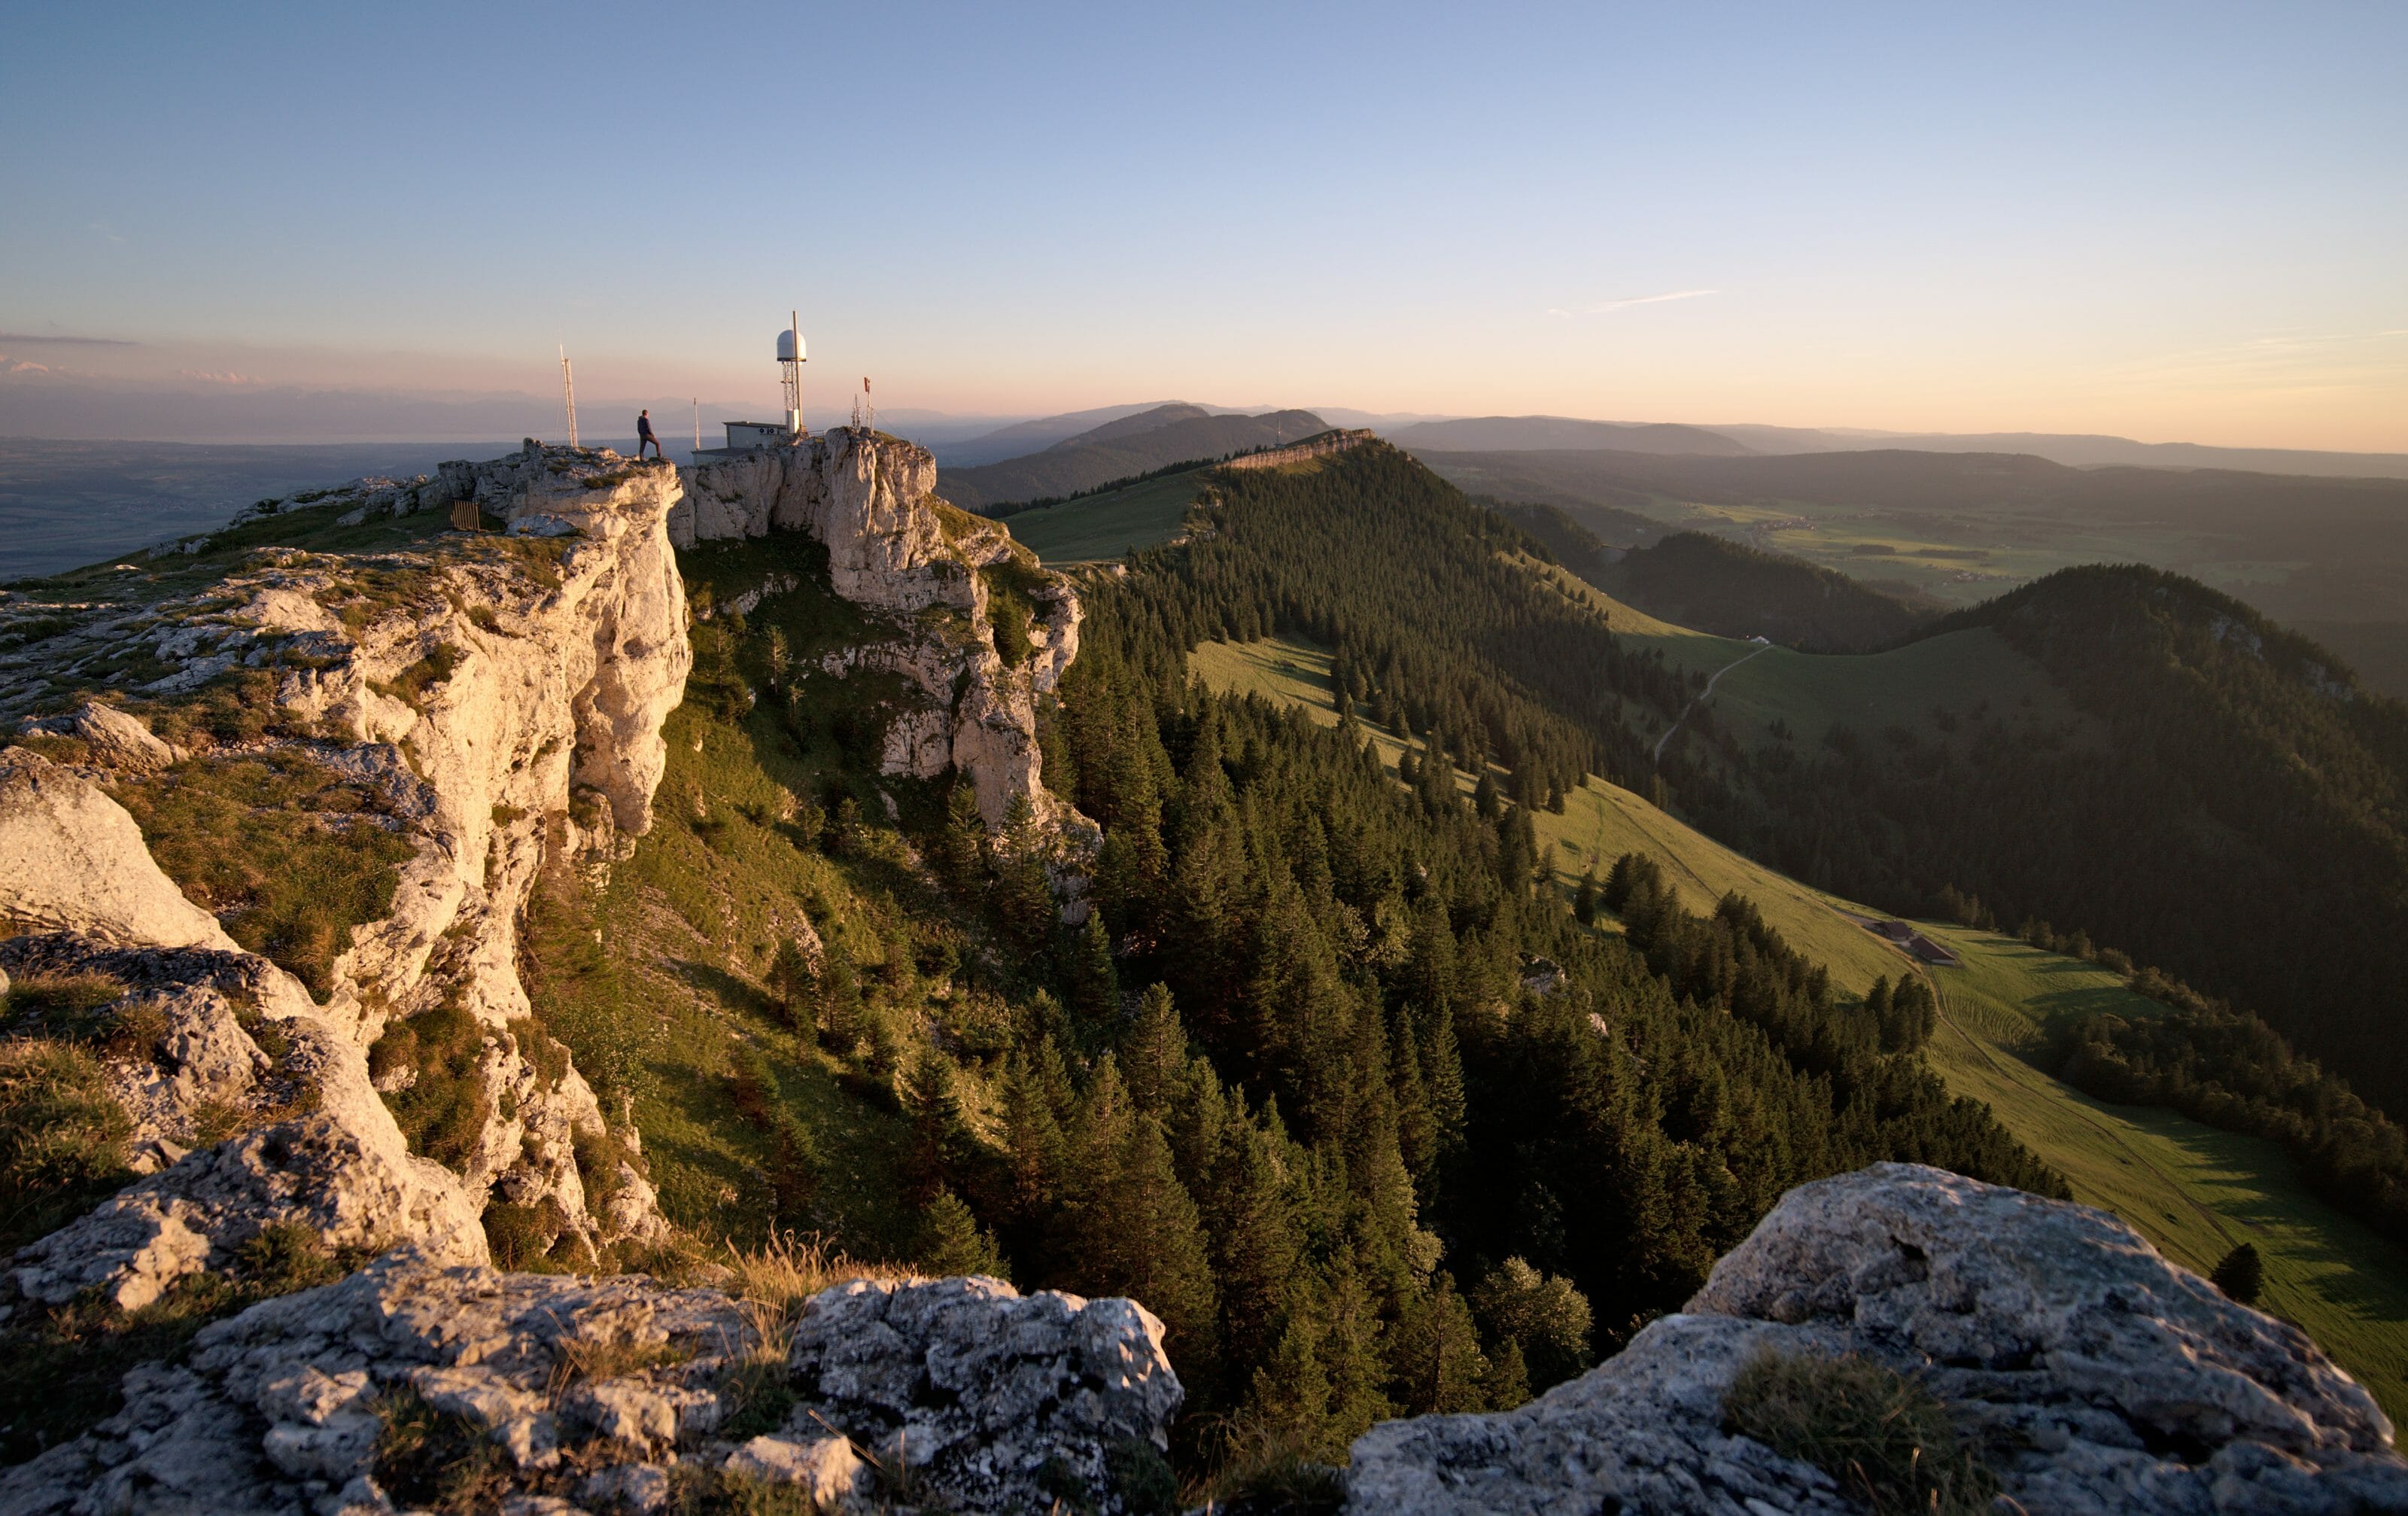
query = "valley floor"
(1192, 632, 2408, 1425)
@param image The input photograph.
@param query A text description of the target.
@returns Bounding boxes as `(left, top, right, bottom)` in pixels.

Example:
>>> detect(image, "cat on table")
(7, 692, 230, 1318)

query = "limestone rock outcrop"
(789, 1275, 1183, 1511)
(2, 443, 688, 1303)
(0, 752, 236, 951)
(19, 701, 178, 772)
(1345, 1164, 2408, 1516)
(0, 935, 486, 1315)
(677, 429, 1087, 835)
(0, 1259, 1181, 1516)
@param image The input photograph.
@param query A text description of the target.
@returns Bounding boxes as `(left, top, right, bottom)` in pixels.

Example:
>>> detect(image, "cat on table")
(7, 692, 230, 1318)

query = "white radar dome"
(777, 330, 804, 363)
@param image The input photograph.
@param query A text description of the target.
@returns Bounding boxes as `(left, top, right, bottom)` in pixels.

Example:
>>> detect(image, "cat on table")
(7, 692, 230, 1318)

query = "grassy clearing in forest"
(1192, 630, 2408, 1424)
(1527, 559, 2084, 751)
(1007, 470, 1207, 565)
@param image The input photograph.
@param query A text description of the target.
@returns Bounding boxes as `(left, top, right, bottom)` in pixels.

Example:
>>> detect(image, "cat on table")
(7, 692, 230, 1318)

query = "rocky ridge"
(676, 428, 1087, 835)
(0, 431, 1102, 1484)
(2, 444, 693, 1314)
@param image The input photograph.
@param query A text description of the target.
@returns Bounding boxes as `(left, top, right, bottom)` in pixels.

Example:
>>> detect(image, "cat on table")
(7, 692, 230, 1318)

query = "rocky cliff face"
(1, 444, 692, 1317)
(675, 428, 1085, 836)
(0, 432, 1100, 1473)
(1219, 427, 1376, 470)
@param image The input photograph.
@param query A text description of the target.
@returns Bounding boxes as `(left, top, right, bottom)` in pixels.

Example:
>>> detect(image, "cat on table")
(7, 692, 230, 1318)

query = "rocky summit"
(1348, 1164, 2408, 1515)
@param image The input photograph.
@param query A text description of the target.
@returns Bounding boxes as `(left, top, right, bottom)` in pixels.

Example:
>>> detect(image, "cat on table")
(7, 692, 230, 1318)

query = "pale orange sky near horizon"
(8, 321, 2403, 454)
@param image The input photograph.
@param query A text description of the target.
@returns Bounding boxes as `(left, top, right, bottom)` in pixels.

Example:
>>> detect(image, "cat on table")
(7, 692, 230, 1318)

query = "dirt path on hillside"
(1653, 644, 1771, 765)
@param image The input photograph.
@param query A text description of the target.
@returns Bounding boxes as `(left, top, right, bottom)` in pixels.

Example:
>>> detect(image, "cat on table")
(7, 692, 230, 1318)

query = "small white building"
(719, 420, 800, 451)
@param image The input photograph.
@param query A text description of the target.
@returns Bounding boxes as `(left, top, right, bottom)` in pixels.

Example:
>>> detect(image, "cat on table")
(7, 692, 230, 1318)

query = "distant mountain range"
(1703, 424, 2408, 480)
(935, 404, 1333, 512)
(1387, 416, 1758, 457)
(927, 403, 2408, 480)
(930, 402, 1209, 467)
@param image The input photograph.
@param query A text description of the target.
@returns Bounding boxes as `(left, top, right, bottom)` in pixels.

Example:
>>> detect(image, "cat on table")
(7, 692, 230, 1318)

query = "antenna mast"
(559, 346, 579, 450)
(692, 398, 701, 456)
(780, 309, 805, 435)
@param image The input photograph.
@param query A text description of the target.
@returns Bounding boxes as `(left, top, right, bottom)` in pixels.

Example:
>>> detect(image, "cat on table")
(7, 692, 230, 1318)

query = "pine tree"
(1574, 867, 1600, 926)
(2212, 1242, 2264, 1305)
(1122, 982, 1186, 1113)
(914, 1187, 1008, 1280)
(816, 942, 862, 1055)
(1387, 1272, 1491, 1416)
(992, 794, 1058, 952)
(1477, 1336, 1531, 1411)
(766, 936, 817, 1030)
(905, 1052, 969, 1203)
(1110, 1113, 1221, 1378)
(1066, 913, 1120, 1030)
(936, 781, 987, 897)
(1000, 1040, 1074, 1232)
(1418, 1008, 1468, 1167)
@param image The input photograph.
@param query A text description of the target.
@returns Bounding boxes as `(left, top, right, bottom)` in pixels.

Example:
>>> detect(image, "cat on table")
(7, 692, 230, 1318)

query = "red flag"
(863, 377, 871, 394)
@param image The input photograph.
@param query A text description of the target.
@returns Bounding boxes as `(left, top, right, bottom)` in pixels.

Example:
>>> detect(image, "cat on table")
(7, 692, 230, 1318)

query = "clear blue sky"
(3, 1, 2403, 447)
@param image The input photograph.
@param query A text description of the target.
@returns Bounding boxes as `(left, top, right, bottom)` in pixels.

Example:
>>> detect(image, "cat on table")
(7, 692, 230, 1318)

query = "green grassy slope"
(1005, 469, 1207, 564)
(524, 529, 994, 1265)
(1192, 630, 2408, 1423)
(1524, 554, 2089, 755)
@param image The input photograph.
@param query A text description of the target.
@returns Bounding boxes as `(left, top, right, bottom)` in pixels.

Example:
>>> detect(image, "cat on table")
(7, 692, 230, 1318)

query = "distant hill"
(1390, 415, 1756, 455)
(1484, 501, 1938, 653)
(1414, 445, 2408, 683)
(932, 401, 1202, 467)
(1707, 424, 2408, 480)
(938, 404, 1330, 511)
(1601, 531, 1942, 653)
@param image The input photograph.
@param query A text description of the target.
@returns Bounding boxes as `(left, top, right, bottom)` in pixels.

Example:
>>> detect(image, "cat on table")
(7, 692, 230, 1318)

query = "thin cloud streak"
(1549, 289, 1719, 318)
(0, 333, 138, 346)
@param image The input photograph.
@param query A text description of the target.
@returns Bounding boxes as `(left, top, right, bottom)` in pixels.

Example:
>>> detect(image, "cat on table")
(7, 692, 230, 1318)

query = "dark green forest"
(1087, 444, 2408, 1247)
(1662, 565, 2408, 1119)
(703, 443, 2068, 1479)
(662, 440, 2407, 1487)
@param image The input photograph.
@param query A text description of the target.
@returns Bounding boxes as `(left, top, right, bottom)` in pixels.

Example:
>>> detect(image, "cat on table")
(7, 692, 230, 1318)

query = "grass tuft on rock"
(370, 1384, 513, 1512)
(369, 1000, 491, 1171)
(0, 1038, 135, 1254)
(117, 749, 418, 1000)
(1722, 1347, 1996, 1514)
(0, 1221, 358, 1463)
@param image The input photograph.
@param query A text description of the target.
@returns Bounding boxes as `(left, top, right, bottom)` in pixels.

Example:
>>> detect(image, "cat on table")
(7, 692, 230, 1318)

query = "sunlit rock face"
(0, 443, 690, 1307)
(680, 428, 1088, 836)
(1347, 1164, 2408, 1516)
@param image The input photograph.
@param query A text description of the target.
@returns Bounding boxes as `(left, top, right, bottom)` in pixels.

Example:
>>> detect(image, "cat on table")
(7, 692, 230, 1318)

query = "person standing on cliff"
(636, 409, 663, 460)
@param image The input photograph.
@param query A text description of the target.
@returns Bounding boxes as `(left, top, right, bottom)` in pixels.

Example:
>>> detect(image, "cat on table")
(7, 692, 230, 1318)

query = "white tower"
(777, 312, 806, 434)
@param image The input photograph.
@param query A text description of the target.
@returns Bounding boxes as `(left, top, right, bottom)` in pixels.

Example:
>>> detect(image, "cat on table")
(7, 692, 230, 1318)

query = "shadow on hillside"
(670, 956, 777, 1023)
(2120, 1113, 2408, 1323)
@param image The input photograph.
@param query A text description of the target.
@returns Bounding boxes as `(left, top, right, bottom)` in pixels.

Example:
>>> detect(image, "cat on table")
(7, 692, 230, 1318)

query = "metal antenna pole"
(692, 398, 700, 455)
(559, 346, 579, 450)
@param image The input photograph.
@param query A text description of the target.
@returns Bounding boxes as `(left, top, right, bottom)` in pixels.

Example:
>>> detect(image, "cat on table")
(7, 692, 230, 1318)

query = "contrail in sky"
(1548, 290, 1719, 318)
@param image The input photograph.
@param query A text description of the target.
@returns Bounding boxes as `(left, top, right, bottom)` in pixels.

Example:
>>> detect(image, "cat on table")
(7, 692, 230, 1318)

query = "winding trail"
(1652, 642, 1772, 765)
